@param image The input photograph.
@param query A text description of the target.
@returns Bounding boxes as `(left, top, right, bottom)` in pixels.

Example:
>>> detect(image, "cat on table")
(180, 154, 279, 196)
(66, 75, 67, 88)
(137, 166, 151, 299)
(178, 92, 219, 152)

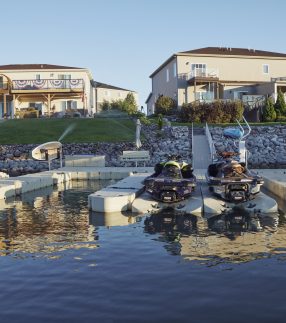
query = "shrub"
(157, 114, 163, 130)
(110, 99, 123, 110)
(101, 100, 110, 111)
(155, 95, 177, 115)
(179, 100, 244, 123)
(262, 97, 276, 122)
(275, 89, 286, 117)
(139, 115, 151, 125)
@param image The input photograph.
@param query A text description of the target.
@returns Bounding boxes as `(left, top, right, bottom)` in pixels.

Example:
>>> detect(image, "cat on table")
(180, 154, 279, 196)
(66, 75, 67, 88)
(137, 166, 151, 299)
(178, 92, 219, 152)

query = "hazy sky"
(2, 0, 286, 109)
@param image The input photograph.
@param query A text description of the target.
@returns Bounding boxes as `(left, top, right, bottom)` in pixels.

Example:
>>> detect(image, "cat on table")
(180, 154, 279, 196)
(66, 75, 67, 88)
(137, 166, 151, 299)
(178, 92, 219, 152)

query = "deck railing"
(188, 68, 219, 79)
(12, 79, 84, 91)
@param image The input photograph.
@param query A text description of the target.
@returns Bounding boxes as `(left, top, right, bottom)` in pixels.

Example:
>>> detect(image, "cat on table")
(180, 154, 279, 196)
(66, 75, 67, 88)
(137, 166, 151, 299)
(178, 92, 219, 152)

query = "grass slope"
(0, 118, 137, 144)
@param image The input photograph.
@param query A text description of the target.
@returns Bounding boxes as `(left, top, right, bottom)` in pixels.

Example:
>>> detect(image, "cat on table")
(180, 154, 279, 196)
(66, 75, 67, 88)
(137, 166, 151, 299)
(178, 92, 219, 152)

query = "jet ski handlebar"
(165, 154, 182, 161)
(218, 151, 240, 158)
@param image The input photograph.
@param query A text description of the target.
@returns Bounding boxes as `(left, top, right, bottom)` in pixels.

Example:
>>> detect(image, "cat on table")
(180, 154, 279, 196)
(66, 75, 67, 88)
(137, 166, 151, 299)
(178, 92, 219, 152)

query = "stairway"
(192, 127, 212, 170)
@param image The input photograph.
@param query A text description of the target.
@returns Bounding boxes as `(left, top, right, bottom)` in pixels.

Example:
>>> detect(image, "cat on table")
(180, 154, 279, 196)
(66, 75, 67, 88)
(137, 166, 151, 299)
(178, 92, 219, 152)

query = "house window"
(191, 64, 207, 77)
(118, 92, 122, 98)
(105, 90, 111, 97)
(66, 100, 77, 109)
(36, 74, 41, 80)
(263, 64, 269, 74)
(166, 69, 169, 82)
(173, 63, 177, 77)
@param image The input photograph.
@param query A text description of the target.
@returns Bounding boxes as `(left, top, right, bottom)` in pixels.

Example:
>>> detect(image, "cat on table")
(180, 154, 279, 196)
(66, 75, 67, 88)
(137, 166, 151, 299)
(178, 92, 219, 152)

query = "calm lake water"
(0, 181, 286, 323)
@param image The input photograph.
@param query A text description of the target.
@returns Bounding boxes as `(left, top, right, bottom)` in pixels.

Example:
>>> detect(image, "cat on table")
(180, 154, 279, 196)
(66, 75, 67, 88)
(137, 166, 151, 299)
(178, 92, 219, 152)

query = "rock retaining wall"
(0, 125, 192, 176)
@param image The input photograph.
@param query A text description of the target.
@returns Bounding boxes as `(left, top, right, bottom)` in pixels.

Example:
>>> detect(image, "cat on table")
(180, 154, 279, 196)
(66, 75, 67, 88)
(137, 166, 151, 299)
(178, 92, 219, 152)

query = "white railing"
(191, 122, 194, 166)
(205, 123, 217, 162)
(188, 68, 219, 79)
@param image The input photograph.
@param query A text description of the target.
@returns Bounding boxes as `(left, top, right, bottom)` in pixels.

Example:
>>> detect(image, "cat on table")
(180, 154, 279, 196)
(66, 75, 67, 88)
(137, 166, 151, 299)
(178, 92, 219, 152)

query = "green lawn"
(0, 118, 137, 144)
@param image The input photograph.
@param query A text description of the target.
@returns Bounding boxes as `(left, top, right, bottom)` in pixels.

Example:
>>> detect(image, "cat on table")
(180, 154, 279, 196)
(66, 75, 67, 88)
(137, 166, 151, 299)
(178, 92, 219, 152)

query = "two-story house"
(0, 64, 94, 118)
(146, 47, 286, 115)
(91, 81, 139, 113)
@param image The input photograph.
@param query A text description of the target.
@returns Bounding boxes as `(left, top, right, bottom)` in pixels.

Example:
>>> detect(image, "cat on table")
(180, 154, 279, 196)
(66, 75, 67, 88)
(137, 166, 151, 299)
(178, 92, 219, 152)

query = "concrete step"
(193, 127, 205, 135)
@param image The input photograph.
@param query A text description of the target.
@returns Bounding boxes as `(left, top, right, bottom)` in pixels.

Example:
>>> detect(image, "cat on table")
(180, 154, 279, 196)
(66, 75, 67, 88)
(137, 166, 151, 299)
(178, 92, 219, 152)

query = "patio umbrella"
(135, 118, 142, 149)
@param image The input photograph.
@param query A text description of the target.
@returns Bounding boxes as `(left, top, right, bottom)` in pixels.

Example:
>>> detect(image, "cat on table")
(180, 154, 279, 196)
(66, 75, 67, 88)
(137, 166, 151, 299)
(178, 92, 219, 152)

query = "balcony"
(11, 79, 84, 93)
(188, 68, 219, 80)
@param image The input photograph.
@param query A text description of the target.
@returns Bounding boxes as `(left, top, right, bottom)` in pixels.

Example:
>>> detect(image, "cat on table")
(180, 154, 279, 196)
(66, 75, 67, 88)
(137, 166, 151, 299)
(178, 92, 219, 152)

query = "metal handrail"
(205, 122, 216, 162)
(191, 122, 194, 166)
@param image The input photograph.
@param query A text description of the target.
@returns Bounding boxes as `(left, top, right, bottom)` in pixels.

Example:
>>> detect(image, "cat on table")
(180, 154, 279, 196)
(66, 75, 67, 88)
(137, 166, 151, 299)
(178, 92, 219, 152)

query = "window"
(36, 74, 41, 80)
(173, 62, 177, 77)
(104, 90, 111, 97)
(58, 74, 71, 79)
(118, 92, 122, 98)
(263, 64, 269, 74)
(166, 69, 169, 82)
(191, 64, 207, 77)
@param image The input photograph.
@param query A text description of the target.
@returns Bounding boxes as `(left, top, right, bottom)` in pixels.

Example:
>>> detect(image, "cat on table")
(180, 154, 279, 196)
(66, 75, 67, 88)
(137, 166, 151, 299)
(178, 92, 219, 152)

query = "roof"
(150, 47, 286, 78)
(179, 47, 286, 58)
(92, 80, 134, 92)
(145, 92, 152, 103)
(0, 64, 83, 70)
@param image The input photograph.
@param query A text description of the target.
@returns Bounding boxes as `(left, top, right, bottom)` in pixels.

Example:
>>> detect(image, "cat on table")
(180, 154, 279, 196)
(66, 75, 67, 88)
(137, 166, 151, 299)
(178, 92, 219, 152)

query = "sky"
(2, 0, 286, 111)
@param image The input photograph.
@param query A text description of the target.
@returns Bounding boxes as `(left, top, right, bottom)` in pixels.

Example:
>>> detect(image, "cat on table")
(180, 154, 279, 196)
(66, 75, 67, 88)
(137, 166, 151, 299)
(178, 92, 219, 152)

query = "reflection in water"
(0, 180, 112, 256)
(90, 211, 139, 227)
(144, 208, 283, 264)
(0, 179, 285, 268)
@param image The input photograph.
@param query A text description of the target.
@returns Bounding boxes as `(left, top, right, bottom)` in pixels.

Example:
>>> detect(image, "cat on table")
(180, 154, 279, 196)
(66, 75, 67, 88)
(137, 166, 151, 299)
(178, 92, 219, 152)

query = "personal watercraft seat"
(181, 164, 194, 179)
(208, 164, 219, 177)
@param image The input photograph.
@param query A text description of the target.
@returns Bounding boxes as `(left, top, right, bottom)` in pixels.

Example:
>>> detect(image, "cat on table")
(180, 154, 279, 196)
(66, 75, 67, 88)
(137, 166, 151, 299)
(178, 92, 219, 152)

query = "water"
(0, 181, 286, 322)
(58, 123, 76, 142)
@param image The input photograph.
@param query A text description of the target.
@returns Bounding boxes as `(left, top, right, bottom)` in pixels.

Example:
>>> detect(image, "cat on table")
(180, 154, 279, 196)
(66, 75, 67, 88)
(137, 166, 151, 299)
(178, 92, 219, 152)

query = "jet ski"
(144, 154, 196, 203)
(206, 151, 264, 203)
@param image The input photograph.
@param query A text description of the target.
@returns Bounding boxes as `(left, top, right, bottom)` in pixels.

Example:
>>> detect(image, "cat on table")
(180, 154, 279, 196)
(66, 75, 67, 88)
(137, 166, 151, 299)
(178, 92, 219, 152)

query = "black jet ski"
(144, 154, 196, 203)
(206, 151, 264, 203)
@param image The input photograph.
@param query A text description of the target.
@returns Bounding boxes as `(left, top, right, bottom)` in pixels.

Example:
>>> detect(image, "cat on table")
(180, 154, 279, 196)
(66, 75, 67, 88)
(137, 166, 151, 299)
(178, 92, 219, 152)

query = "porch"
(0, 78, 86, 118)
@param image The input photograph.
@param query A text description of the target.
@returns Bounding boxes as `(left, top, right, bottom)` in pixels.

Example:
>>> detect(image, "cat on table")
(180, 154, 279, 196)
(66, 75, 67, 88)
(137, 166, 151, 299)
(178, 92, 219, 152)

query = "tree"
(122, 92, 138, 114)
(263, 97, 276, 122)
(274, 89, 286, 117)
(155, 95, 176, 115)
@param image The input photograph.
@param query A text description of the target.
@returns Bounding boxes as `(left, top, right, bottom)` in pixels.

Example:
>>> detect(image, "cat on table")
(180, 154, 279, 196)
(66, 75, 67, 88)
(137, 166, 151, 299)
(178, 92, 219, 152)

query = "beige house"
(92, 81, 139, 113)
(0, 64, 95, 118)
(146, 47, 286, 115)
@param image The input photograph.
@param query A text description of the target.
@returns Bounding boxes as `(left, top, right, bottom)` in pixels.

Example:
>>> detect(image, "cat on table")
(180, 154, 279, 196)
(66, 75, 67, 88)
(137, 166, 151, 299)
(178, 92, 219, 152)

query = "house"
(92, 81, 139, 113)
(0, 64, 95, 118)
(146, 47, 286, 115)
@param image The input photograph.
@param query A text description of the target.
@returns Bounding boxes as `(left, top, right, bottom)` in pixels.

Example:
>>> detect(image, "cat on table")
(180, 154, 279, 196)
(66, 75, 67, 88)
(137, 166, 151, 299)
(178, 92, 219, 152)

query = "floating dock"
(0, 165, 281, 216)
